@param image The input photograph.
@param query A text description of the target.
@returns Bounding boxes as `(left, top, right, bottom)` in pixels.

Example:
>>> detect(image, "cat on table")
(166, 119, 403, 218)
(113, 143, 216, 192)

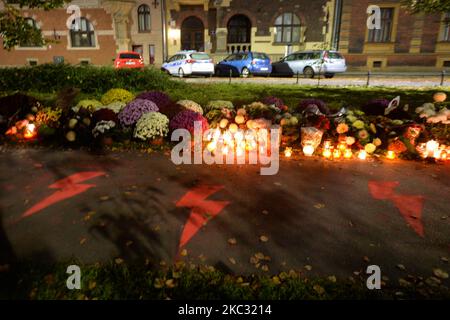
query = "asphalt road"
(182, 73, 448, 88)
(0, 148, 449, 282)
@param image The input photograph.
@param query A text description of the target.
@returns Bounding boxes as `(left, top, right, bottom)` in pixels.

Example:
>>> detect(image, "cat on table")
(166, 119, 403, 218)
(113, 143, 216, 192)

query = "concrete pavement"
(0, 147, 449, 282)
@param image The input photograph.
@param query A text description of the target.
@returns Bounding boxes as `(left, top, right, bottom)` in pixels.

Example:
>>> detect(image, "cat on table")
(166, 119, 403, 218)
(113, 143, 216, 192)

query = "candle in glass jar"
(333, 149, 341, 159)
(303, 144, 314, 156)
(386, 151, 395, 160)
(344, 149, 352, 159)
(284, 147, 293, 158)
(358, 150, 367, 160)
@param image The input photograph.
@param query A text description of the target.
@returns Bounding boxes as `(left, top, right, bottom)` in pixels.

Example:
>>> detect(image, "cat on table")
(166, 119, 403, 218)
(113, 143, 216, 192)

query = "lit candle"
(441, 151, 447, 161)
(344, 149, 353, 159)
(303, 145, 315, 157)
(333, 149, 341, 159)
(23, 123, 36, 139)
(323, 140, 332, 149)
(386, 151, 395, 160)
(358, 150, 367, 160)
(338, 142, 347, 152)
(323, 149, 332, 159)
(426, 140, 439, 157)
(433, 149, 442, 159)
(207, 141, 216, 152)
(284, 147, 293, 158)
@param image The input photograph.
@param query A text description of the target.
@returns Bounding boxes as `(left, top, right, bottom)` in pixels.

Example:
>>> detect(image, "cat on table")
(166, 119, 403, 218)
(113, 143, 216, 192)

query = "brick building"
(0, 0, 449, 70)
(337, 0, 450, 71)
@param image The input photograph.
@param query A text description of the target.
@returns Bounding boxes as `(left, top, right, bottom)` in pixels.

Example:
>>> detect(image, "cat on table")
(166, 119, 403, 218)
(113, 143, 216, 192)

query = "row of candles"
(284, 139, 448, 161)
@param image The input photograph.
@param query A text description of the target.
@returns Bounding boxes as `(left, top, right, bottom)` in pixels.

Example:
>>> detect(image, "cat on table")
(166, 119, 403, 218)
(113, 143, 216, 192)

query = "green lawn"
(1, 261, 448, 300)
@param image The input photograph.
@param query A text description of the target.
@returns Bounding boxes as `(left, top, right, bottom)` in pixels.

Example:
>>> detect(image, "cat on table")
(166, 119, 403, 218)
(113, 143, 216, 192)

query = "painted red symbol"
(22, 171, 106, 218)
(368, 181, 425, 237)
(176, 185, 230, 248)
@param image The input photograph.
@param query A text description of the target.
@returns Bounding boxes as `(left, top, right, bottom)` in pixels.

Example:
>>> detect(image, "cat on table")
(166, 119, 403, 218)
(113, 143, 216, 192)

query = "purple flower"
(118, 99, 159, 126)
(170, 110, 209, 134)
(297, 99, 329, 115)
(136, 91, 171, 108)
(362, 99, 390, 115)
(262, 96, 284, 108)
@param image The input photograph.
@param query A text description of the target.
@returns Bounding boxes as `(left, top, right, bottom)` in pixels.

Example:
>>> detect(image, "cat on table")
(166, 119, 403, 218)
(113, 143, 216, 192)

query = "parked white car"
(161, 51, 215, 77)
(271, 50, 347, 78)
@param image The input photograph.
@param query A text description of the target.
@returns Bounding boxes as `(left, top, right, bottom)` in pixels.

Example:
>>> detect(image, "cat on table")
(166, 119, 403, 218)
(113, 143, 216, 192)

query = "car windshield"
(191, 53, 210, 60)
(119, 53, 141, 59)
(328, 52, 344, 59)
(253, 53, 269, 60)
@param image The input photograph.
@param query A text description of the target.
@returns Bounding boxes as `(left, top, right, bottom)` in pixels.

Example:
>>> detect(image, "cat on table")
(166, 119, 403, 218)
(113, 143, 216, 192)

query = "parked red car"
(114, 51, 144, 69)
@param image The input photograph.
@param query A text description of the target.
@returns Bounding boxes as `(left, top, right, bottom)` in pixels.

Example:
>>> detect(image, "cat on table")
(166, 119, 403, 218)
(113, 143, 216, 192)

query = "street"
(182, 72, 448, 88)
(1, 147, 449, 283)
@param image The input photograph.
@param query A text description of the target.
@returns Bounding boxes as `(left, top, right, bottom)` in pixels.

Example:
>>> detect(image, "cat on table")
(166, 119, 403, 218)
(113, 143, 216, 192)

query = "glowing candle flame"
(24, 123, 36, 139)
(386, 151, 396, 160)
(344, 149, 352, 159)
(322, 149, 332, 159)
(284, 147, 293, 158)
(333, 149, 341, 159)
(303, 145, 314, 156)
(358, 150, 367, 160)
(426, 140, 439, 157)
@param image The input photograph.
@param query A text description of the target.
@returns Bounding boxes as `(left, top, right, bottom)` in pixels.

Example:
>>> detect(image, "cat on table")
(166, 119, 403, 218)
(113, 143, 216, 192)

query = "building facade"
(0, 0, 449, 70)
(338, 0, 450, 70)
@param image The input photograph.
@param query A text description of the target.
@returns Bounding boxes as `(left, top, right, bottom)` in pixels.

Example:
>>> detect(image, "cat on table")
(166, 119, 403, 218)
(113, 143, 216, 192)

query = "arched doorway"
(227, 14, 251, 53)
(181, 16, 204, 51)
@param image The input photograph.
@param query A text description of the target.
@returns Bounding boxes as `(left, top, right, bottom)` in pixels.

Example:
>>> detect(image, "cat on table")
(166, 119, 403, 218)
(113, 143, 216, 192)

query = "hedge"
(0, 64, 184, 94)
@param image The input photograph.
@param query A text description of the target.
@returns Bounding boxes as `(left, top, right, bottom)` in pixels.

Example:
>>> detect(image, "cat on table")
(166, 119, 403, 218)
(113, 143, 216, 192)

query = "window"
(70, 17, 95, 47)
(119, 53, 141, 59)
(368, 8, 394, 43)
(191, 53, 210, 60)
(443, 12, 450, 42)
(28, 59, 38, 66)
(149, 44, 155, 64)
(19, 18, 41, 47)
(274, 13, 301, 43)
(138, 5, 151, 32)
(227, 15, 251, 43)
(132, 44, 144, 56)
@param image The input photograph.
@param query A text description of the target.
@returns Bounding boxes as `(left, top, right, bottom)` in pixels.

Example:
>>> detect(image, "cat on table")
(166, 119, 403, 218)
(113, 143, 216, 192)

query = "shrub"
(205, 100, 234, 112)
(136, 91, 171, 108)
(35, 107, 62, 128)
(118, 98, 159, 126)
(134, 112, 169, 140)
(73, 99, 103, 113)
(177, 100, 204, 114)
(101, 89, 135, 105)
(170, 110, 209, 134)
(0, 64, 185, 93)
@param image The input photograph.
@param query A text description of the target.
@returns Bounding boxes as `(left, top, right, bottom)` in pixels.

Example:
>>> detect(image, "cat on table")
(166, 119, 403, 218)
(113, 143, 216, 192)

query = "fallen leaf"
(262, 210, 269, 215)
(363, 256, 370, 263)
(328, 276, 337, 283)
(115, 258, 124, 265)
(261, 265, 269, 272)
(441, 257, 449, 263)
(425, 277, 441, 287)
(272, 276, 281, 285)
(228, 257, 236, 265)
(154, 278, 164, 288)
(126, 240, 133, 247)
(255, 252, 265, 260)
(314, 203, 325, 209)
(274, 182, 282, 186)
(433, 268, 449, 279)
(399, 278, 412, 287)
(259, 235, 269, 242)
(180, 249, 188, 257)
(396, 264, 406, 271)
(99, 196, 110, 201)
(79, 238, 86, 245)
(228, 238, 237, 245)
(88, 281, 96, 290)
(304, 265, 312, 271)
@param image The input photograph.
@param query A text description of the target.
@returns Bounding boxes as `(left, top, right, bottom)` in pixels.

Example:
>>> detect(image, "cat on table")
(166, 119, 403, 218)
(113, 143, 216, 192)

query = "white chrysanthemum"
(177, 100, 203, 115)
(134, 112, 169, 141)
(92, 120, 116, 137)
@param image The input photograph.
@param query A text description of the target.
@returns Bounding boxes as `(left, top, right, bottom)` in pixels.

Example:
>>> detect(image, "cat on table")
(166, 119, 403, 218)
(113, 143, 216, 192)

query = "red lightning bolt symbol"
(22, 171, 106, 218)
(176, 185, 230, 249)
(368, 181, 425, 237)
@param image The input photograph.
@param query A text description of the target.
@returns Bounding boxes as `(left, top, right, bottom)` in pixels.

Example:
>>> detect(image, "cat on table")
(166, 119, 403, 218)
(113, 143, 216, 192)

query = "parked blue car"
(215, 52, 272, 78)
